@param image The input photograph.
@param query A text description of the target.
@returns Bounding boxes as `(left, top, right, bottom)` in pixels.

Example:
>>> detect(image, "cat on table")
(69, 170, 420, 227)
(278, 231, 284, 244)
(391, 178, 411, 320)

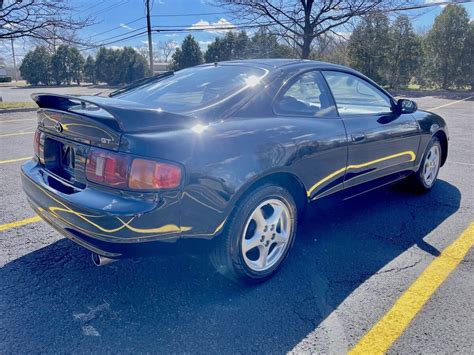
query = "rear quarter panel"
(120, 115, 347, 238)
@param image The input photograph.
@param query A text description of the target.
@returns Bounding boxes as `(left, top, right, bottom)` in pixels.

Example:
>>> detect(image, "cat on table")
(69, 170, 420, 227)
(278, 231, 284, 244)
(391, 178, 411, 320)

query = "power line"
(79, 0, 473, 50)
(87, 12, 232, 40)
(92, 17, 146, 38)
(80, 31, 149, 51)
(378, 0, 473, 13)
(150, 11, 232, 17)
(76, 0, 107, 15)
(94, 0, 131, 16)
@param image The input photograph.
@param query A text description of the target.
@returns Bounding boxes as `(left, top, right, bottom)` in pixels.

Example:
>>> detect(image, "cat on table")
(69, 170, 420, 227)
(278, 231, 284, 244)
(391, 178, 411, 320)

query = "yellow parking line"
(0, 118, 36, 123)
(428, 96, 473, 111)
(0, 216, 42, 232)
(350, 222, 474, 354)
(0, 131, 35, 138)
(0, 157, 31, 164)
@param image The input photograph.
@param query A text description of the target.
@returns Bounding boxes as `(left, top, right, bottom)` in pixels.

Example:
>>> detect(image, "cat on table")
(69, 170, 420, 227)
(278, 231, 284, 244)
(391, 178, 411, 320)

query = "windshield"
(115, 65, 267, 112)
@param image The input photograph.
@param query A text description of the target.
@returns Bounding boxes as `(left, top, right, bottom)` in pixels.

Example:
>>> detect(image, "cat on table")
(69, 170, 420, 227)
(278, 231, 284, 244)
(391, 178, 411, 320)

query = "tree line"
(19, 4, 472, 90)
(171, 4, 472, 90)
(347, 5, 472, 90)
(19, 46, 150, 86)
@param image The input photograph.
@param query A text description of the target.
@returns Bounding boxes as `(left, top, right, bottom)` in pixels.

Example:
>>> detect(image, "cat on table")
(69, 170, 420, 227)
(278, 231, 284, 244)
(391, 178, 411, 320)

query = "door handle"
(351, 133, 366, 143)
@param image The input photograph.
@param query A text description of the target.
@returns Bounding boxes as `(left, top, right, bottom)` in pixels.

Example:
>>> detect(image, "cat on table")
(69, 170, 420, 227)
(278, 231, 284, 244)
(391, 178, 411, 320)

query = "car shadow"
(0, 180, 460, 353)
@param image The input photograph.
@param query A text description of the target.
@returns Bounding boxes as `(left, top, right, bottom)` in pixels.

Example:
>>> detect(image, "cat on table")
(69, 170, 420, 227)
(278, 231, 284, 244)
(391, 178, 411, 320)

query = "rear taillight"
(129, 159, 182, 190)
(85, 148, 182, 190)
(34, 129, 41, 157)
(86, 149, 130, 188)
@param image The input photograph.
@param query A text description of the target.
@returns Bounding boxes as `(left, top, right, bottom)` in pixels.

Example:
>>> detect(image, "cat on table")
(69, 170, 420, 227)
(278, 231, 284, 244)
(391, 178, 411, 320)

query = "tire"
(210, 184, 298, 284)
(408, 136, 442, 192)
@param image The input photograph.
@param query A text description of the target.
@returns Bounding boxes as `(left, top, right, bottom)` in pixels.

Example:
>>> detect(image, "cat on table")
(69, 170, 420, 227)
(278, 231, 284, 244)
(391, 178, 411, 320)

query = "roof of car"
(214, 58, 347, 70)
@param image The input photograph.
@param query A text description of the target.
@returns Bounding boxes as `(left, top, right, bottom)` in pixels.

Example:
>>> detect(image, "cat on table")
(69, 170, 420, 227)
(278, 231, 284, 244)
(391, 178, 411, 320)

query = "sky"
(1, 0, 473, 64)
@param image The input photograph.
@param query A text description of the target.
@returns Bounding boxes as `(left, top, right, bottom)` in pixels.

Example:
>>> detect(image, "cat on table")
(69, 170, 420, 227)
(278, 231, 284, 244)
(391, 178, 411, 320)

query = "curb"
(0, 108, 37, 114)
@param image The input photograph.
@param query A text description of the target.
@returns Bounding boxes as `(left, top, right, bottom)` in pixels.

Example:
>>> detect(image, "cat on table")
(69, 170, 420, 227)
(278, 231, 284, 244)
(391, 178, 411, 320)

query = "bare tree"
(158, 40, 177, 62)
(137, 45, 161, 64)
(30, 26, 82, 54)
(217, 0, 412, 58)
(0, 0, 93, 42)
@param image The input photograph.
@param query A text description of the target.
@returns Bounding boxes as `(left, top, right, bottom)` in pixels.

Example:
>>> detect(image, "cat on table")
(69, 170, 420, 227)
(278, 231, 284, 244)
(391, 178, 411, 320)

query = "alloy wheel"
(423, 145, 440, 186)
(241, 198, 292, 272)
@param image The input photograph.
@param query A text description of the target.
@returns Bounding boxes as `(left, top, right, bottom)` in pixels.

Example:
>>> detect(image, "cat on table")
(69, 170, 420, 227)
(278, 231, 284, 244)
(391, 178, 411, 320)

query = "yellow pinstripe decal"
(26, 175, 191, 237)
(307, 151, 416, 198)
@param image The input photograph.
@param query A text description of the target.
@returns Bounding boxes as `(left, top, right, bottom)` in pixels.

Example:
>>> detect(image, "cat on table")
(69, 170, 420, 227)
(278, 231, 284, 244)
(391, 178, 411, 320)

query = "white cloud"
(423, 0, 463, 7)
(188, 18, 236, 34)
(120, 23, 133, 30)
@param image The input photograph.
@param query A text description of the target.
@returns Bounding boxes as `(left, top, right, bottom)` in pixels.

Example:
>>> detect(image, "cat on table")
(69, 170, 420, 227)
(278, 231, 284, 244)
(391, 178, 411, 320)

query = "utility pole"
(146, 0, 154, 74)
(10, 38, 17, 81)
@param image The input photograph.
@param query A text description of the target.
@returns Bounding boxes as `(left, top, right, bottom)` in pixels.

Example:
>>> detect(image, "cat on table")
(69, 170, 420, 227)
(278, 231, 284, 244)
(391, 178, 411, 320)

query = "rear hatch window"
(114, 65, 267, 112)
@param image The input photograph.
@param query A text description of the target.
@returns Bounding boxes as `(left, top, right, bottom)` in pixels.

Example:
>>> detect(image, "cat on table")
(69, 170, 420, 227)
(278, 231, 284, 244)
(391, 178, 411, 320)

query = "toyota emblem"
(55, 121, 63, 133)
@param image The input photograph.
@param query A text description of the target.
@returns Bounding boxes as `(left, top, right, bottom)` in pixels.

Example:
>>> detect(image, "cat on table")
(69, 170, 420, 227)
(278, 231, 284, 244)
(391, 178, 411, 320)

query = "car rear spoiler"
(31, 93, 196, 133)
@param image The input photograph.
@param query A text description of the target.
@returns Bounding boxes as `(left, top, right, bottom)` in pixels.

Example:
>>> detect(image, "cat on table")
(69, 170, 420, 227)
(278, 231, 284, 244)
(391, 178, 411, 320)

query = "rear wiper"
(108, 71, 174, 97)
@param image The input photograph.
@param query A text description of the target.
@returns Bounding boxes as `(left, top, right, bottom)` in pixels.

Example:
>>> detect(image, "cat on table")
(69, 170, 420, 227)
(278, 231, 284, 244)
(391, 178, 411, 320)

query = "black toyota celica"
(22, 59, 448, 283)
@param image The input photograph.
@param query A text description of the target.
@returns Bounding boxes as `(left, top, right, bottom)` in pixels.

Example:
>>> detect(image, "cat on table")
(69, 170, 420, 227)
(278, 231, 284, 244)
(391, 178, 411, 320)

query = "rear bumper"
(21, 160, 184, 256)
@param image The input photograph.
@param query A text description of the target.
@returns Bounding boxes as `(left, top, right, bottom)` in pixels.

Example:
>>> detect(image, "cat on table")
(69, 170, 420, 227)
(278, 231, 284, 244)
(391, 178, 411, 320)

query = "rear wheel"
(408, 137, 442, 192)
(210, 184, 297, 284)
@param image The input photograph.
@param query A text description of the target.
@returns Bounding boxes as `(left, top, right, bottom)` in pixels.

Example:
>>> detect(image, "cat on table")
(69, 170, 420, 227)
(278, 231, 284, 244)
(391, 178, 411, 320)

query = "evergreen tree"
(204, 31, 250, 63)
(423, 4, 470, 89)
(249, 29, 293, 59)
(205, 37, 225, 63)
(84, 55, 96, 84)
(94, 47, 149, 85)
(51, 45, 70, 84)
(95, 47, 118, 84)
(386, 15, 421, 89)
(116, 46, 150, 84)
(19, 46, 51, 85)
(171, 35, 203, 70)
(348, 13, 390, 84)
(462, 22, 474, 90)
(51, 45, 84, 85)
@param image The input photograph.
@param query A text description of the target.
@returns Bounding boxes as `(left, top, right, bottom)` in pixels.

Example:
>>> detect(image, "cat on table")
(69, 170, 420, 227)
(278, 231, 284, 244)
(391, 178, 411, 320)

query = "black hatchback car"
(22, 59, 448, 283)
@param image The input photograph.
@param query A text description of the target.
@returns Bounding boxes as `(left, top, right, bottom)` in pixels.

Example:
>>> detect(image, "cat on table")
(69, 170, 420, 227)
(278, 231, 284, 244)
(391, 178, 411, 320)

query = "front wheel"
(210, 184, 297, 284)
(408, 137, 442, 192)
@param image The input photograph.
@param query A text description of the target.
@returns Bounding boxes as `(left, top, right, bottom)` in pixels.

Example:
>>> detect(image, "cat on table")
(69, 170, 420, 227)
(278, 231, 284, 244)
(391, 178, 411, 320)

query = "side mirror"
(397, 99, 417, 114)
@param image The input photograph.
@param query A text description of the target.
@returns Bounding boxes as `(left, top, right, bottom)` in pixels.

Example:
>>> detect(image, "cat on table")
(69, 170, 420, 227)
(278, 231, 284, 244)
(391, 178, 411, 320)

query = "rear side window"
(116, 65, 266, 112)
(322, 71, 392, 116)
(274, 71, 336, 117)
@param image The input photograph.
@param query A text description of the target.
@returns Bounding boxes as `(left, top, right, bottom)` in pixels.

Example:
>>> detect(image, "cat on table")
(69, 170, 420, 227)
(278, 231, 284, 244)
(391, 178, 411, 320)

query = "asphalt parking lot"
(0, 91, 472, 353)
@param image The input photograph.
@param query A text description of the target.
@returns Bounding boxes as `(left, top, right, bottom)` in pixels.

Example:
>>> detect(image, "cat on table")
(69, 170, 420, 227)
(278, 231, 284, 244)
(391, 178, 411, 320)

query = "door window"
(323, 71, 393, 116)
(274, 71, 335, 117)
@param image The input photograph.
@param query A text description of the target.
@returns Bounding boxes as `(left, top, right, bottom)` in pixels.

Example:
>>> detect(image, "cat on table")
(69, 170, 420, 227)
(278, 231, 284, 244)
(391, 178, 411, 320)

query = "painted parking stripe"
(0, 157, 31, 164)
(0, 216, 42, 232)
(349, 222, 474, 354)
(0, 118, 36, 123)
(0, 131, 35, 138)
(428, 96, 473, 111)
